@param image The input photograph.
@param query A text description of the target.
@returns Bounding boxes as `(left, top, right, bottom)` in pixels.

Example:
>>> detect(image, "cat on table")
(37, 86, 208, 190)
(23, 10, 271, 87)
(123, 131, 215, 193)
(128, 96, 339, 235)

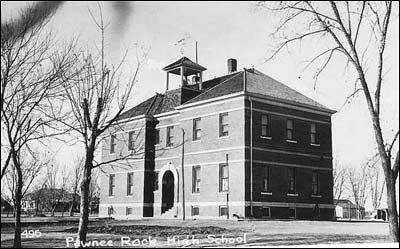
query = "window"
(288, 168, 296, 194)
(127, 172, 134, 196)
(312, 172, 319, 195)
(219, 206, 228, 216)
(128, 131, 135, 151)
(219, 113, 229, 137)
(166, 126, 174, 147)
(155, 129, 160, 145)
(193, 118, 201, 140)
(154, 171, 159, 191)
(261, 115, 270, 137)
(110, 134, 116, 154)
(109, 174, 115, 196)
(262, 166, 270, 192)
(126, 207, 133, 215)
(192, 166, 201, 193)
(219, 163, 229, 192)
(262, 207, 270, 217)
(310, 123, 317, 144)
(287, 119, 295, 141)
(191, 206, 199, 216)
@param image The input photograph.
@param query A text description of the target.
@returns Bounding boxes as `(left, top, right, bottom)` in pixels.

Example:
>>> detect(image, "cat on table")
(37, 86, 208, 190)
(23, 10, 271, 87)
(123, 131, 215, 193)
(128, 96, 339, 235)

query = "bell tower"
(162, 56, 207, 91)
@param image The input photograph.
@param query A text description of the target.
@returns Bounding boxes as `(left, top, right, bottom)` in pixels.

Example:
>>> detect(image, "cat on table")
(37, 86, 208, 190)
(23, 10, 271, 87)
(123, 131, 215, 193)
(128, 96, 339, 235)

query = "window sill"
(192, 192, 200, 195)
(261, 192, 272, 195)
(311, 194, 322, 198)
(286, 140, 298, 144)
(218, 191, 229, 194)
(218, 136, 229, 139)
(311, 143, 321, 147)
(260, 136, 272, 140)
(192, 139, 201, 143)
(287, 193, 299, 197)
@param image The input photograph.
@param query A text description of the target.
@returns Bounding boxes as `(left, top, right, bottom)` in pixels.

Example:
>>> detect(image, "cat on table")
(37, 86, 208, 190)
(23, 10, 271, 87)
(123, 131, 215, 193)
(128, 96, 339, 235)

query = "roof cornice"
(246, 92, 336, 116)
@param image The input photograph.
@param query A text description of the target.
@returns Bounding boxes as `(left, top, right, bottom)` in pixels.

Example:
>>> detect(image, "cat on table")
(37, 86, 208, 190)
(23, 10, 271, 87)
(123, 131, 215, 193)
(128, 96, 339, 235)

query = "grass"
(0, 218, 393, 248)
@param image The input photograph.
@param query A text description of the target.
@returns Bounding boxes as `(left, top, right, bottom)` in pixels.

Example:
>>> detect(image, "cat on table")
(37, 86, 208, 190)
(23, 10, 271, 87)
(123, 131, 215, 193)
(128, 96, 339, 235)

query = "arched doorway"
(161, 170, 174, 214)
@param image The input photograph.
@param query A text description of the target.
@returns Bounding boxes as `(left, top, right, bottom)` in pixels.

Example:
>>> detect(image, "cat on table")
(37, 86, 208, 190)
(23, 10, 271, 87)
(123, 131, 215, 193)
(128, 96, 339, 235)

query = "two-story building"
(99, 57, 336, 220)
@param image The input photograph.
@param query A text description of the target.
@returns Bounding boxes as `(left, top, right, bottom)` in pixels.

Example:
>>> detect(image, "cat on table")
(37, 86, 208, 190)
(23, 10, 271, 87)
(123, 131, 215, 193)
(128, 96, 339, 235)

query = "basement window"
(219, 206, 228, 217)
(126, 207, 133, 216)
(191, 206, 199, 216)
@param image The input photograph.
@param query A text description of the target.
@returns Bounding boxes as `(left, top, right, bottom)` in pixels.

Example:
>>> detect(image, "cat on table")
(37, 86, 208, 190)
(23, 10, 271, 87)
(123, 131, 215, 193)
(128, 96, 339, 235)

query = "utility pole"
(181, 129, 186, 220)
(226, 154, 229, 220)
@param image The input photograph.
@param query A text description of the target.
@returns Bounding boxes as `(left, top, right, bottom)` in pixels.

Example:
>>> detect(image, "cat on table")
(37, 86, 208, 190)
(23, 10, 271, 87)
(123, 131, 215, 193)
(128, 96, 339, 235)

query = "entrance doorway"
(161, 170, 174, 214)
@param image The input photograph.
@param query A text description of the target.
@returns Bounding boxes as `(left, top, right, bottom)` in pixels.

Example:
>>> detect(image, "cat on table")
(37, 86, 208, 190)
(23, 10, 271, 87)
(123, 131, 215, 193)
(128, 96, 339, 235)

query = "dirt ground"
(0, 218, 395, 248)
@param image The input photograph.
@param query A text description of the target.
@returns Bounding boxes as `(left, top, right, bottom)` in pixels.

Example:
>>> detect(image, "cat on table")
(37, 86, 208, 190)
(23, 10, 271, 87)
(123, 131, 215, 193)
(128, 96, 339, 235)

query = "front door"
(161, 170, 174, 214)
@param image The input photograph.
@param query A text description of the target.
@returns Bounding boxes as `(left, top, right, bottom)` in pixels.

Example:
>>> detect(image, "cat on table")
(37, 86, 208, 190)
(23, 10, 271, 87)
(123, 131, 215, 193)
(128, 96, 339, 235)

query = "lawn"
(0, 218, 394, 248)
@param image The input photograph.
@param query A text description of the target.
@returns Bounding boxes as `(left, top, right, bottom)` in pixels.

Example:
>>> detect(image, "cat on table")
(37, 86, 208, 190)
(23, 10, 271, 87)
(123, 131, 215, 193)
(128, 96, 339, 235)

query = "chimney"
(227, 58, 237, 74)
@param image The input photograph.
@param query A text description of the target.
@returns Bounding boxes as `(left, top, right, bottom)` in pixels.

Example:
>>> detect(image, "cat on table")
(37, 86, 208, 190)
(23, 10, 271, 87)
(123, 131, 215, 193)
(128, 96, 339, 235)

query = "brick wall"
(99, 94, 334, 220)
(244, 98, 334, 220)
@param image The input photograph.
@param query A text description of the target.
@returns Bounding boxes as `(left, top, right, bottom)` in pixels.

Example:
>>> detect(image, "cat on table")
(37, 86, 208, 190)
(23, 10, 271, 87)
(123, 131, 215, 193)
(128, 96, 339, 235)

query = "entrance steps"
(160, 207, 177, 218)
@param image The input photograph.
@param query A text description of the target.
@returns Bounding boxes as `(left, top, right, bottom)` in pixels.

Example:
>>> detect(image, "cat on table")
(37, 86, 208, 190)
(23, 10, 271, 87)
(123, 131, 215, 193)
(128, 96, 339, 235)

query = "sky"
(1, 1, 399, 210)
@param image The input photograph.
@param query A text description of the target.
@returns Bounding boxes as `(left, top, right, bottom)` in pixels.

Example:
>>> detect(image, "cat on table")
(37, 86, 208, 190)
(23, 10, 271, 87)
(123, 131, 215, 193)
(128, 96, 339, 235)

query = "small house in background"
(1, 196, 13, 215)
(334, 199, 365, 220)
(22, 188, 80, 214)
(374, 204, 388, 221)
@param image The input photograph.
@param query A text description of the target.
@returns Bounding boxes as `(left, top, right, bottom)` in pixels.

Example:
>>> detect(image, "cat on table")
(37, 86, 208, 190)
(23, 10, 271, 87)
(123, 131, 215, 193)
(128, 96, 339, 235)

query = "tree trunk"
(77, 157, 93, 246)
(13, 166, 23, 248)
(69, 194, 77, 216)
(69, 201, 74, 216)
(386, 172, 399, 242)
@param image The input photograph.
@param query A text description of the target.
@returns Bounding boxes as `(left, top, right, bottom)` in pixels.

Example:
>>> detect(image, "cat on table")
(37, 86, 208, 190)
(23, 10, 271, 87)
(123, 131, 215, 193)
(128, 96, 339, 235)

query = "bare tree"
(60, 166, 69, 216)
(4, 151, 45, 217)
(54, 4, 146, 245)
(366, 154, 385, 210)
(88, 168, 100, 214)
(1, 4, 76, 246)
(259, 1, 399, 241)
(43, 163, 59, 216)
(347, 165, 369, 219)
(69, 156, 83, 216)
(333, 159, 347, 206)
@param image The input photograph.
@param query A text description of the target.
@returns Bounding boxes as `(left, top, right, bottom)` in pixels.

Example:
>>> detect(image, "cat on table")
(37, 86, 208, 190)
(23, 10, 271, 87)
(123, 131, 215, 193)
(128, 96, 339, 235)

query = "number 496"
(21, 230, 41, 238)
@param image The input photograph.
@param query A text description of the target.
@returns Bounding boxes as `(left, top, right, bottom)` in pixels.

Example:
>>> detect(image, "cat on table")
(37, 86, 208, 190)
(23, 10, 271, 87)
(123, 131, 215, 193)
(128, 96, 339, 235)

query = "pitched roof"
(246, 69, 332, 111)
(334, 199, 359, 209)
(185, 69, 334, 113)
(185, 72, 244, 104)
(117, 88, 188, 121)
(153, 89, 182, 114)
(117, 68, 334, 121)
(163, 56, 207, 72)
(116, 95, 158, 121)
